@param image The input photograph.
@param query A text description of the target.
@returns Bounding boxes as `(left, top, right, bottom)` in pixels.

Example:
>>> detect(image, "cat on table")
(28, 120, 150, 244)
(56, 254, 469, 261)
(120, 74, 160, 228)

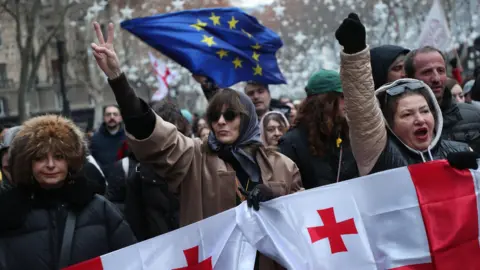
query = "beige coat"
(127, 113, 303, 269)
(340, 47, 388, 176)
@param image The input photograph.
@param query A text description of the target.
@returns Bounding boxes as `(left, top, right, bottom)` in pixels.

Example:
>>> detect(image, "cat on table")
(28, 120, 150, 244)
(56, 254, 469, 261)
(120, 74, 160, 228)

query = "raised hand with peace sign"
(91, 22, 122, 79)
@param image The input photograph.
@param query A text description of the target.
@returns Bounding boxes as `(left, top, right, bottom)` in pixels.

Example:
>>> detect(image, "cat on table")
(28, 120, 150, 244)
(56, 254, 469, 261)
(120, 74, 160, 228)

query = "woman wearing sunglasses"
(334, 13, 471, 176)
(91, 22, 302, 269)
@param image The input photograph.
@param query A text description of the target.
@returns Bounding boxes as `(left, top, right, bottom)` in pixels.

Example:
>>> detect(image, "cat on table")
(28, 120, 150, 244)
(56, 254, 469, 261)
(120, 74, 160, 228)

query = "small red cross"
(172, 245, 213, 270)
(307, 207, 358, 254)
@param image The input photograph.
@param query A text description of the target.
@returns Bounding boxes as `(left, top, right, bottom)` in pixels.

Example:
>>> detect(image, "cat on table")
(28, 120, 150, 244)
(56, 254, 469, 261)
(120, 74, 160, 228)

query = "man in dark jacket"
(90, 105, 126, 177)
(370, 45, 410, 89)
(404, 46, 480, 152)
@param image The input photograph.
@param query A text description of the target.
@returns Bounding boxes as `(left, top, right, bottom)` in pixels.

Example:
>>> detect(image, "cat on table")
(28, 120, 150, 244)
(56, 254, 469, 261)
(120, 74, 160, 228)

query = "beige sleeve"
(340, 47, 387, 176)
(126, 113, 199, 190)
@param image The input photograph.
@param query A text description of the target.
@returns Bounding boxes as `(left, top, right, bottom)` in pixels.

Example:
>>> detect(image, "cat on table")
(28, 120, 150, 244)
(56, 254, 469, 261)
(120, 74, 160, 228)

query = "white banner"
(418, 0, 452, 51)
(66, 161, 480, 269)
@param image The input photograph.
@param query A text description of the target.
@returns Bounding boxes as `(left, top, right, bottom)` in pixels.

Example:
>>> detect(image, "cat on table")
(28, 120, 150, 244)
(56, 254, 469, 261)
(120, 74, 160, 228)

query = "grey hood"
(0, 126, 21, 152)
(374, 78, 443, 162)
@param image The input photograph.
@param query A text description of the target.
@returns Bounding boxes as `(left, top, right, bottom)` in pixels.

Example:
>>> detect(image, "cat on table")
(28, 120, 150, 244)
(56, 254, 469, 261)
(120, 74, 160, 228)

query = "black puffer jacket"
(370, 133, 471, 174)
(0, 176, 137, 270)
(440, 88, 480, 152)
(279, 126, 358, 189)
(105, 157, 138, 214)
(124, 164, 179, 241)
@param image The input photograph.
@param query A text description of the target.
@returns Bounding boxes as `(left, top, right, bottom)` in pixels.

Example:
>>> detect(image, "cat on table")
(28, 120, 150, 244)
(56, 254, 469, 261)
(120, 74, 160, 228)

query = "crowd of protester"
(0, 12, 479, 270)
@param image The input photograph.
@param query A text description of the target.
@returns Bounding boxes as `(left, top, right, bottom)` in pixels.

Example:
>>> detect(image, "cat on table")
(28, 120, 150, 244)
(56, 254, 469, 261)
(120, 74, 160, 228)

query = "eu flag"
(121, 8, 286, 88)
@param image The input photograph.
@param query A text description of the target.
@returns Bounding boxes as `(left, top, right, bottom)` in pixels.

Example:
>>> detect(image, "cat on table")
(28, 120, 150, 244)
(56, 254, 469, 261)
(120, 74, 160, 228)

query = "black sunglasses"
(209, 109, 239, 122)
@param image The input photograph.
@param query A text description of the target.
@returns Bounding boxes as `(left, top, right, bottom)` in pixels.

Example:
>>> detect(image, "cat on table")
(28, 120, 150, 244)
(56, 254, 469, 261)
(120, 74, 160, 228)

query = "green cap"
(305, 69, 343, 96)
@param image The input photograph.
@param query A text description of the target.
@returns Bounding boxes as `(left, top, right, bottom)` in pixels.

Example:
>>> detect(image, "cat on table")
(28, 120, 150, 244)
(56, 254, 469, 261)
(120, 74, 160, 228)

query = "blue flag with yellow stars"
(121, 8, 286, 88)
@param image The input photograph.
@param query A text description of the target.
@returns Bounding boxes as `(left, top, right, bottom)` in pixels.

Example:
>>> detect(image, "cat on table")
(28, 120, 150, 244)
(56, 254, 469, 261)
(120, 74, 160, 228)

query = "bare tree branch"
(0, 0, 25, 52)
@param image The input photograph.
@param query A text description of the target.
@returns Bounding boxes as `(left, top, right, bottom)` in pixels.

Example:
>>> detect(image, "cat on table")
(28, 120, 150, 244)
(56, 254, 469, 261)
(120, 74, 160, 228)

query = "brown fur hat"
(8, 115, 87, 186)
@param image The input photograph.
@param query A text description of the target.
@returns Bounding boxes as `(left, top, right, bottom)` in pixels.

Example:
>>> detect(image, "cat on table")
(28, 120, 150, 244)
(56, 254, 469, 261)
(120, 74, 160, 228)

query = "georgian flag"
(148, 52, 174, 101)
(65, 160, 480, 269)
(64, 209, 256, 270)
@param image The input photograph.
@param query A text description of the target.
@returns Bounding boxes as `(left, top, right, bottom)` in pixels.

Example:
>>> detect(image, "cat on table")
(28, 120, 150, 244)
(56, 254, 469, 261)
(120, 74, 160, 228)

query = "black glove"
(449, 57, 458, 68)
(447, 151, 479, 170)
(240, 184, 277, 211)
(335, 13, 366, 54)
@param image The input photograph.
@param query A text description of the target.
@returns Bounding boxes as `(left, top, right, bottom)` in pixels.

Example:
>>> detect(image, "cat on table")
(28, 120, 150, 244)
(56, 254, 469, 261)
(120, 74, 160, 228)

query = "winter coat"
(370, 45, 410, 90)
(340, 47, 471, 176)
(124, 163, 179, 241)
(279, 126, 358, 189)
(0, 176, 137, 270)
(439, 90, 480, 153)
(105, 157, 138, 213)
(0, 114, 137, 270)
(111, 74, 303, 270)
(90, 124, 126, 177)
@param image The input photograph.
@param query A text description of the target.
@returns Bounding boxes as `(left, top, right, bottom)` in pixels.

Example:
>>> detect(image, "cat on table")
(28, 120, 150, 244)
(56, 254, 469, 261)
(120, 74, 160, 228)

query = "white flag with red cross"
(148, 52, 173, 101)
(237, 160, 480, 269)
(64, 208, 256, 270)
(64, 160, 480, 269)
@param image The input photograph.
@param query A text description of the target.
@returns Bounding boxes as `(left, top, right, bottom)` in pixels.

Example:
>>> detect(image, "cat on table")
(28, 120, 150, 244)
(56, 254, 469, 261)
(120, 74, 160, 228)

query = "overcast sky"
(230, 0, 275, 8)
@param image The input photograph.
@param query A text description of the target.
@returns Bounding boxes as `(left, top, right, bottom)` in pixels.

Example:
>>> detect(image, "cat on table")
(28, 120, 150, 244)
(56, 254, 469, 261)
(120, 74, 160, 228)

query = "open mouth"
(413, 127, 428, 140)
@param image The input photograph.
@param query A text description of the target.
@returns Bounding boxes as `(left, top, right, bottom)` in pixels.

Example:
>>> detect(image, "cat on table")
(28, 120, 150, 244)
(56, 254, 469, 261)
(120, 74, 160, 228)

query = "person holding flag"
(90, 11, 302, 269)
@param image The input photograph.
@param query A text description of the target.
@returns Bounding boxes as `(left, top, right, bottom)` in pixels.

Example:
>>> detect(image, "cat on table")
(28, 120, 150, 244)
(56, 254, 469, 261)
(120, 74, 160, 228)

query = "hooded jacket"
(0, 115, 136, 270)
(340, 48, 470, 176)
(370, 45, 410, 90)
(259, 111, 290, 147)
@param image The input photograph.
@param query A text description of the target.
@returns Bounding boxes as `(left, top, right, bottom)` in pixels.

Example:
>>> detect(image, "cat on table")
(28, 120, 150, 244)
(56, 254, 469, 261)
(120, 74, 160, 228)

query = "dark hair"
(471, 76, 480, 101)
(262, 113, 288, 131)
(445, 77, 459, 91)
(244, 81, 270, 93)
(151, 101, 191, 137)
(103, 105, 120, 114)
(380, 87, 437, 129)
(295, 92, 347, 156)
(404, 46, 446, 78)
(206, 88, 249, 125)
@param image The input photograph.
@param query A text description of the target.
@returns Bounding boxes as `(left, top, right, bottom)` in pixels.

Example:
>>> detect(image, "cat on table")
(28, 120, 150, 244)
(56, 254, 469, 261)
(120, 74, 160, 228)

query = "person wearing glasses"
(335, 13, 472, 176)
(90, 22, 302, 270)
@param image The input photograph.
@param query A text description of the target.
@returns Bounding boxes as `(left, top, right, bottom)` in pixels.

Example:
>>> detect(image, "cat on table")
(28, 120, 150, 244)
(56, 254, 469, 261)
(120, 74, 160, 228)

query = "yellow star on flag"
(191, 19, 208, 31)
(252, 51, 260, 61)
(253, 64, 263, 76)
(201, 35, 216, 47)
(251, 43, 262, 50)
(242, 29, 253, 39)
(216, 49, 229, 59)
(232, 57, 243, 68)
(209, 12, 221, 26)
(228, 16, 239, 29)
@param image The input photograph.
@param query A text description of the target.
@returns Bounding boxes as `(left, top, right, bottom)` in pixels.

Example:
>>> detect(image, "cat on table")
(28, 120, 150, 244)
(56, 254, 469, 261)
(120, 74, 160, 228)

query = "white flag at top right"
(418, 0, 452, 51)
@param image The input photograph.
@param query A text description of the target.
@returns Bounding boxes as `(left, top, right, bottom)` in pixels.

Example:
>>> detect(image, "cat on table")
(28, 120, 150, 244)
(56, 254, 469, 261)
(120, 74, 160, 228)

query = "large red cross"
(172, 245, 213, 270)
(307, 207, 358, 254)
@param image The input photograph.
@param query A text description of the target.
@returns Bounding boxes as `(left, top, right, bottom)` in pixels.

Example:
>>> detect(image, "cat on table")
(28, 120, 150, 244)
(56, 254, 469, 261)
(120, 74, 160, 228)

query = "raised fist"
(335, 13, 367, 54)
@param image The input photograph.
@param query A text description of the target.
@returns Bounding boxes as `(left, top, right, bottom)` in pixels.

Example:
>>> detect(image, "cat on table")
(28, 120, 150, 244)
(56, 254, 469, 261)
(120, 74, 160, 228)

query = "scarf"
(208, 91, 263, 183)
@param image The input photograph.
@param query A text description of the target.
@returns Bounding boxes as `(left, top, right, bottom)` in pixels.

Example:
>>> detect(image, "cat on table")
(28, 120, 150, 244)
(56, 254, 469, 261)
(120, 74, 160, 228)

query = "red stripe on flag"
(408, 160, 480, 270)
(62, 257, 103, 270)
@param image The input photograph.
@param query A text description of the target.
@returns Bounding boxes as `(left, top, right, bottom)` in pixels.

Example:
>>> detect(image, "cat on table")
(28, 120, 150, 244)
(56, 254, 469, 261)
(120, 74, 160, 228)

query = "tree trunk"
(17, 54, 30, 123)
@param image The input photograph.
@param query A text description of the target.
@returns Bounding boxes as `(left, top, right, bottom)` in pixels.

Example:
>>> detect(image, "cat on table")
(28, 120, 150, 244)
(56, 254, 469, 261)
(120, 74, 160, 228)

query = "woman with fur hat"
(335, 13, 472, 176)
(91, 21, 302, 270)
(0, 115, 136, 270)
